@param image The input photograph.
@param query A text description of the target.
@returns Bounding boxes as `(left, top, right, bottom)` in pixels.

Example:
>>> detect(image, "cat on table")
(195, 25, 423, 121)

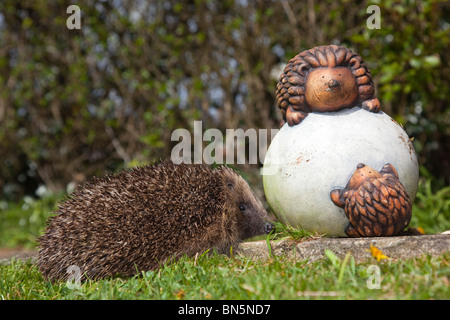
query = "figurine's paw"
(286, 107, 308, 126)
(361, 98, 380, 113)
(330, 189, 344, 207)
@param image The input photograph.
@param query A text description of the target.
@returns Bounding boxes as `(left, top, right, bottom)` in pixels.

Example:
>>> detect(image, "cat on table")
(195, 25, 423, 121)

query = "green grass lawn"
(0, 174, 449, 300)
(1, 250, 449, 300)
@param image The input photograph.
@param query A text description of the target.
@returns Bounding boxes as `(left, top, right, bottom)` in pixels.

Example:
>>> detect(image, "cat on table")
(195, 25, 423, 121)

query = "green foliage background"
(0, 0, 448, 200)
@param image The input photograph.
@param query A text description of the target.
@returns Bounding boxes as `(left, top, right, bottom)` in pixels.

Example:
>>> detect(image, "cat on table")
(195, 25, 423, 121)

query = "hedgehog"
(36, 161, 273, 281)
(276, 44, 380, 126)
(330, 163, 412, 237)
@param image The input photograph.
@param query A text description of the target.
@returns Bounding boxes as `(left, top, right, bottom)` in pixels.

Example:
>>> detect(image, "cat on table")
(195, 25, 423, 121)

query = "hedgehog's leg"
(345, 223, 361, 237)
(361, 98, 380, 113)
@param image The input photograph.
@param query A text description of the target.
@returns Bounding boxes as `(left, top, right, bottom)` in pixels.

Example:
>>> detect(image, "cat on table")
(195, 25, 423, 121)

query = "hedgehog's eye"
(239, 204, 246, 211)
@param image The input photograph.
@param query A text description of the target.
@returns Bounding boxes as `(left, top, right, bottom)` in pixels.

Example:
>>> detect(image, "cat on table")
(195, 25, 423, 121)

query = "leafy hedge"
(0, 0, 448, 199)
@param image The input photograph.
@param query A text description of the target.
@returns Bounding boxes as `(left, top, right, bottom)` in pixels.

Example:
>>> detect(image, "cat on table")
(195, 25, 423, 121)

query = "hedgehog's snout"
(264, 222, 274, 234)
(357, 163, 365, 169)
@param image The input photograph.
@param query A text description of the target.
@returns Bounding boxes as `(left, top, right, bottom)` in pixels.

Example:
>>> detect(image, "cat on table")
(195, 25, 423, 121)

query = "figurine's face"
(305, 67, 358, 112)
(347, 163, 382, 190)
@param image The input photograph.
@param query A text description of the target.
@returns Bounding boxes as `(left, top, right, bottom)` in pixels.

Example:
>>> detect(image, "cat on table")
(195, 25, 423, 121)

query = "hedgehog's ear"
(227, 182, 234, 190)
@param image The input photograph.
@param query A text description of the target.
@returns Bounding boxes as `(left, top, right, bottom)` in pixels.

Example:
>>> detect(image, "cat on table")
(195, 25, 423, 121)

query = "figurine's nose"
(357, 163, 365, 169)
(328, 79, 340, 88)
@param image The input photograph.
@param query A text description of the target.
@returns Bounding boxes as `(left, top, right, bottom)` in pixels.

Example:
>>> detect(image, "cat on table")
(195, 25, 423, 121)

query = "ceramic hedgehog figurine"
(37, 161, 273, 281)
(276, 45, 380, 126)
(330, 163, 412, 237)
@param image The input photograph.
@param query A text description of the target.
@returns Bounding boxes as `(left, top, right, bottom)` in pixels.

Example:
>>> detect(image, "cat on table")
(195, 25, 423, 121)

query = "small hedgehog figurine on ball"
(330, 163, 412, 237)
(37, 161, 273, 282)
(276, 44, 380, 126)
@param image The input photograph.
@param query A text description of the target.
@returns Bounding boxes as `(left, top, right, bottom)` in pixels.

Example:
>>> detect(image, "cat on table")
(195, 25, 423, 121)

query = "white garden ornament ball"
(262, 108, 419, 237)
(263, 45, 419, 237)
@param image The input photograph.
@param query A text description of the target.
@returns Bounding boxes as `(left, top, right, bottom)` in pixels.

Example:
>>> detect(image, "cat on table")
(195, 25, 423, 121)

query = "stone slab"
(236, 234, 450, 262)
